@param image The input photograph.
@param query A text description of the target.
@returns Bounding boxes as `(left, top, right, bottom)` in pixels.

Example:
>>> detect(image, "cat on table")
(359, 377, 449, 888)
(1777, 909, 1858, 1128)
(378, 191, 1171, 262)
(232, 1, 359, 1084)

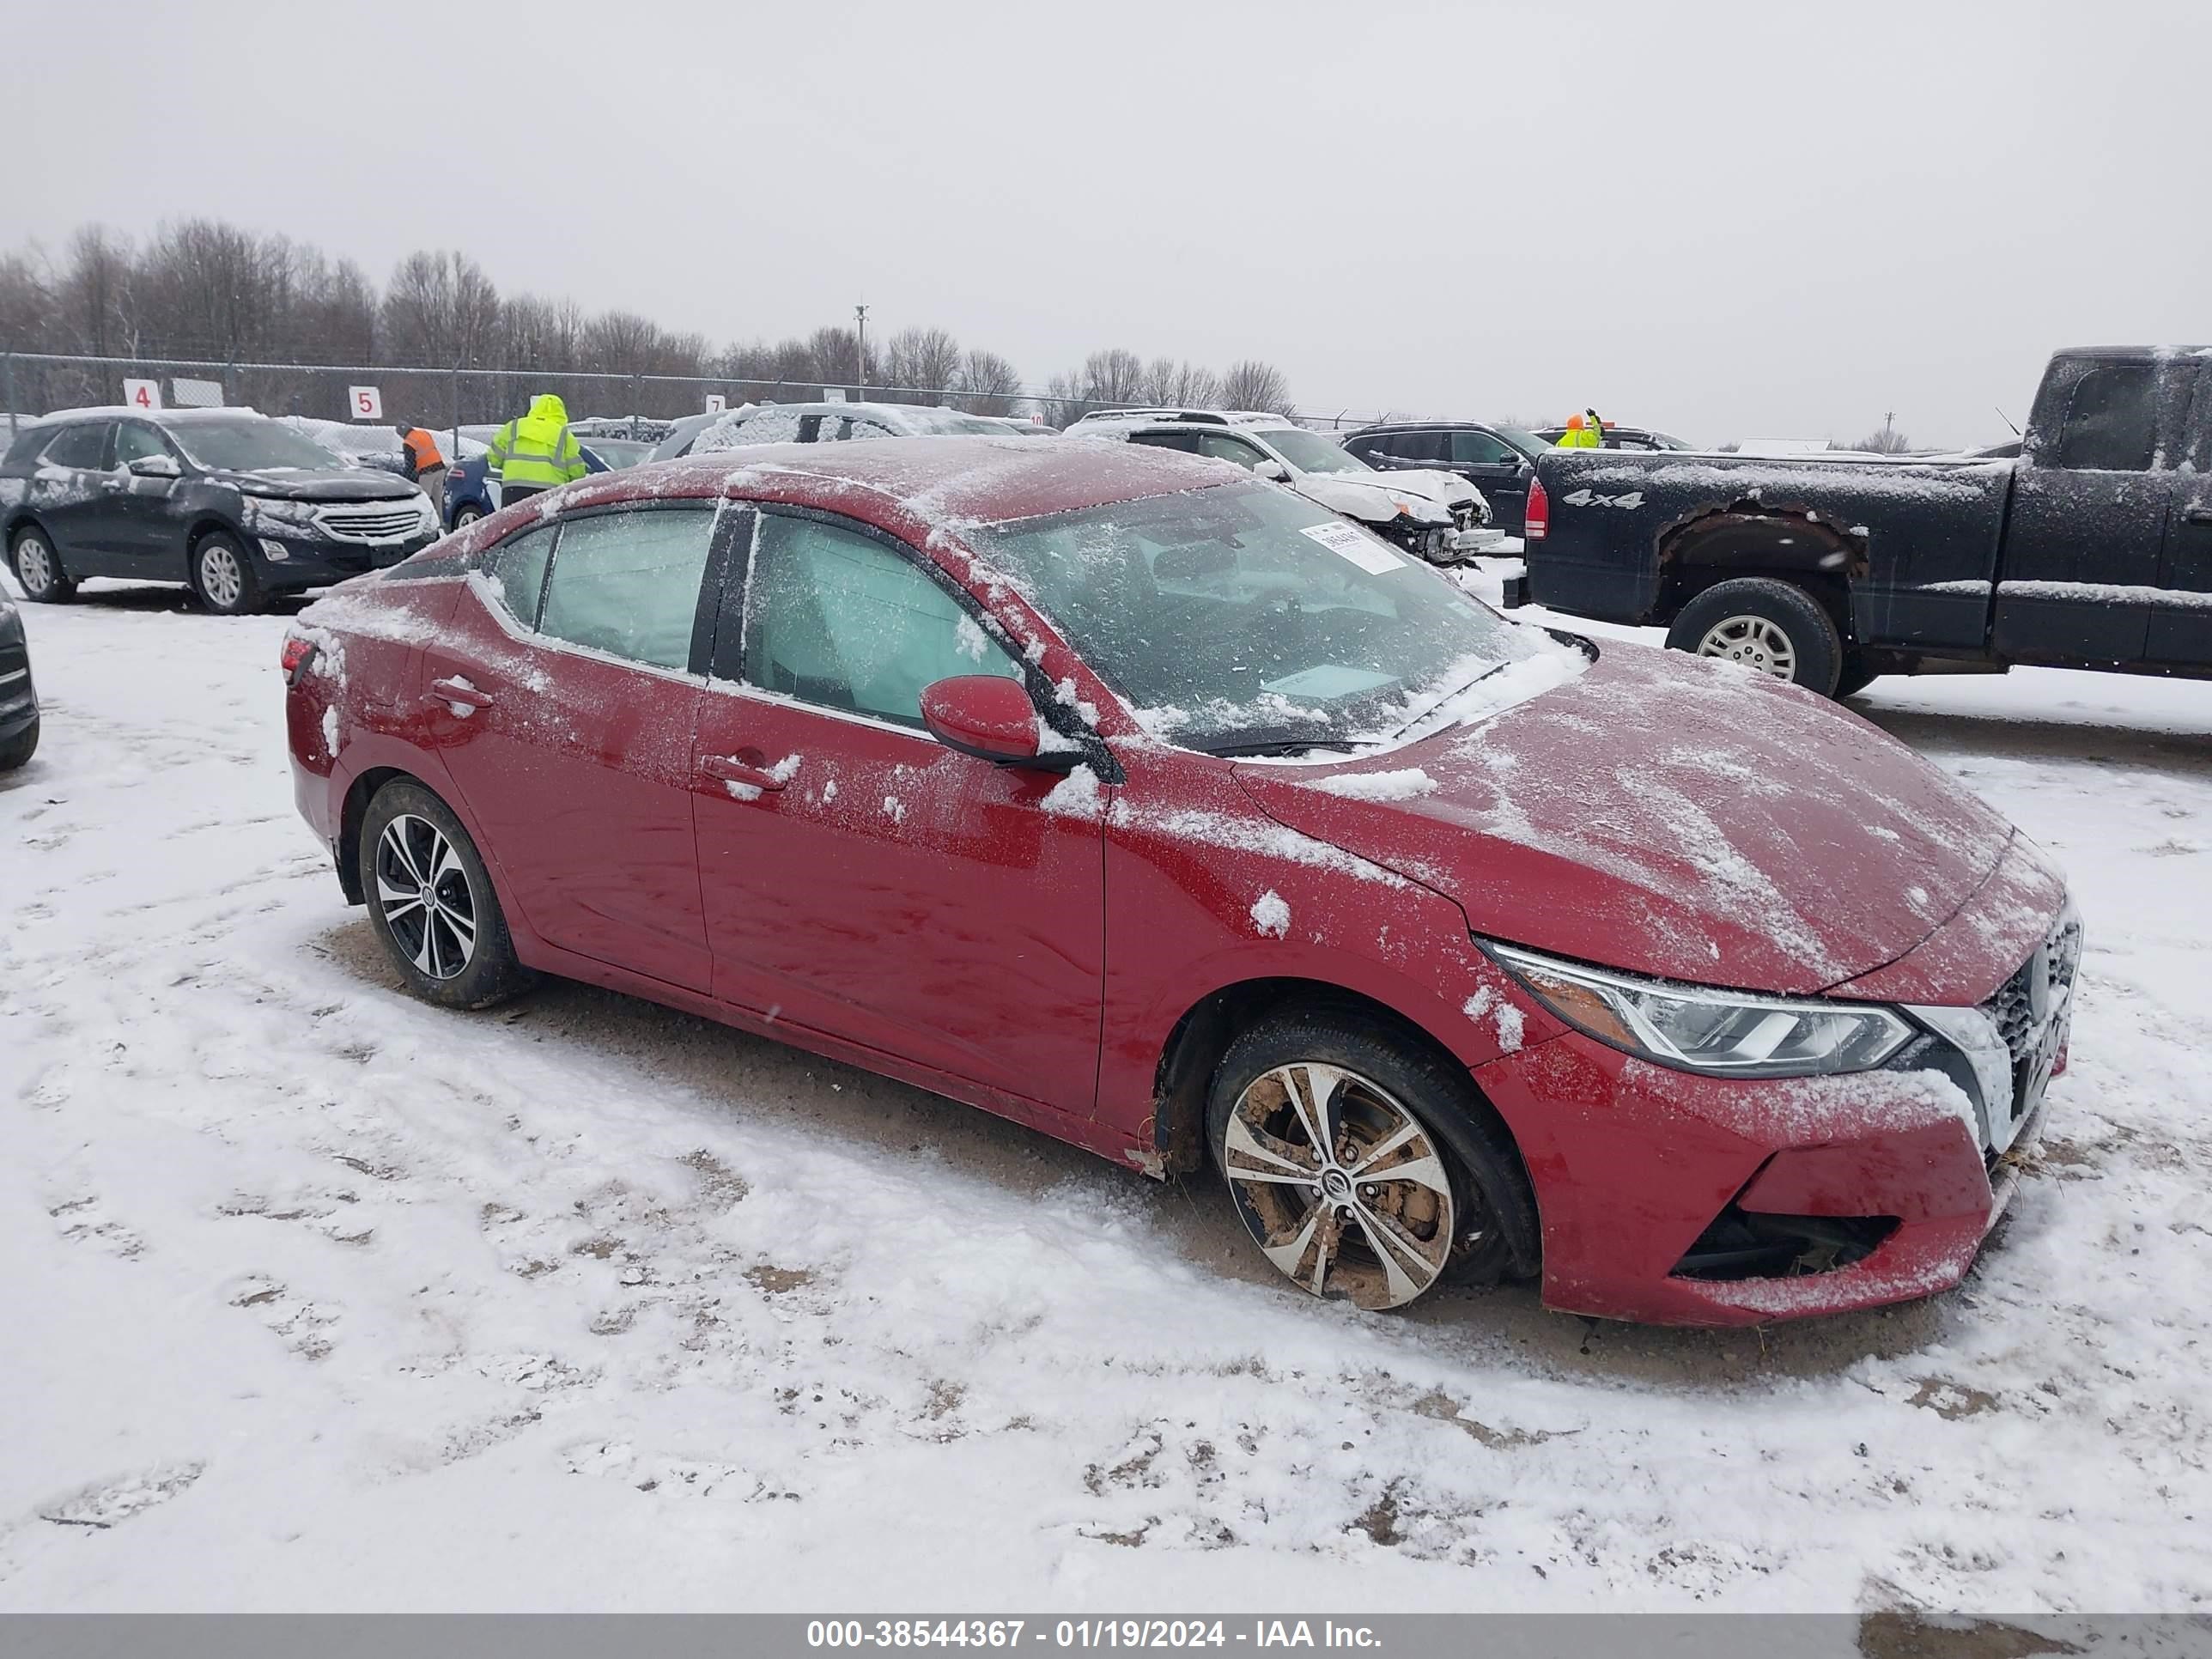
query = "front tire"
(9, 527, 75, 603)
(1667, 577, 1844, 696)
(358, 779, 532, 1009)
(1206, 1008, 1537, 1310)
(191, 532, 265, 617)
(0, 715, 37, 772)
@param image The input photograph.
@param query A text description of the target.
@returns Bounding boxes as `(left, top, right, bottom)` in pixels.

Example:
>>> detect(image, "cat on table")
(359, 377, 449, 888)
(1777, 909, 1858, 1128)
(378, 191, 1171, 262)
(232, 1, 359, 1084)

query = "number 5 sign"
(123, 378, 162, 411)
(349, 386, 385, 421)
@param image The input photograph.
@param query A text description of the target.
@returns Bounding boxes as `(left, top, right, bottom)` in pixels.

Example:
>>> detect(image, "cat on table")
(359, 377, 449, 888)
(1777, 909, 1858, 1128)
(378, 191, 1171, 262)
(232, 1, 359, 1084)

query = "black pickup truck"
(1508, 346, 2212, 696)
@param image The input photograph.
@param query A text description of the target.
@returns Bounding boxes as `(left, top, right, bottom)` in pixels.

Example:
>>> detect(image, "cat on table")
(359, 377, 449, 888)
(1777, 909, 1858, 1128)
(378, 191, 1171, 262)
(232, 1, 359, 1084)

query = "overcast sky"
(14, 0, 2209, 447)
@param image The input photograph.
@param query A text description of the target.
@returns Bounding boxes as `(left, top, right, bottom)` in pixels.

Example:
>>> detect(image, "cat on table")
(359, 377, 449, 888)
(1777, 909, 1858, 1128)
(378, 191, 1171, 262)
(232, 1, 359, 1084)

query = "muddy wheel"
(1206, 1008, 1536, 1310)
(359, 779, 532, 1009)
(9, 527, 75, 603)
(1667, 577, 1844, 696)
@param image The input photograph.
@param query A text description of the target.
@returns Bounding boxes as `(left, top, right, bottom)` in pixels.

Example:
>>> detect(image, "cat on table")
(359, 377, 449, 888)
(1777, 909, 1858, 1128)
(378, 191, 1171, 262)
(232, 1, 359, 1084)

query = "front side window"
(40, 423, 109, 469)
(483, 525, 556, 628)
(113, 422, 173, 465)
(2054, 363, 2160, 471)
(537, 508, 715, 671)
(1255, 427, 1368, 476)
(1195, 434, 1269, 470)
(741, 513, 1021, 726)
(1449, 429, 1516, 466)
(971, 480, 1542, 753)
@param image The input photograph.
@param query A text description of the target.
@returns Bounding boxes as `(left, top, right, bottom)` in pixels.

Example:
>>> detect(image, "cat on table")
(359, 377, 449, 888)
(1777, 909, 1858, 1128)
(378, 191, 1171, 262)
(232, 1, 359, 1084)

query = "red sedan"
(283, 437, 2076, 1326)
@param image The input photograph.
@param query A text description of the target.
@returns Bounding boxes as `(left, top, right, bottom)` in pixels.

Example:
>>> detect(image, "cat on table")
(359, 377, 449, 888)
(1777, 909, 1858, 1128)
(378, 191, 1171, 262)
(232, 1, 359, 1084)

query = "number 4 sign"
(123, 378, 162, 411)
(349, 386, 385, 422)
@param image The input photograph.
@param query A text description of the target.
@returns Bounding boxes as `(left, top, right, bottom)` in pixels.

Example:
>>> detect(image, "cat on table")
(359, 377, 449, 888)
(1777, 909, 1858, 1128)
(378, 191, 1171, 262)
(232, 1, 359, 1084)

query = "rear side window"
(484, 525, 556, 628)
(538, 508, 716, 671)
(1382, 431, 1448, 463)
(2054, 363, 2160, 471)
(1449, 429, 1516, 465)
(741, 514, 1021, 726)
(1127, 430, 1203, 455)
(40, 423, 109, 469)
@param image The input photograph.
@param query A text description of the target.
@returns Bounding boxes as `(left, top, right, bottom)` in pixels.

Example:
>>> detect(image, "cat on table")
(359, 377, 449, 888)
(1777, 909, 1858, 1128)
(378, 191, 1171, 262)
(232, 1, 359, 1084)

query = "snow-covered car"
(692, 401, 1054, 453)
(1066, 409, 1488, 565)
(0, 586, 37, 770)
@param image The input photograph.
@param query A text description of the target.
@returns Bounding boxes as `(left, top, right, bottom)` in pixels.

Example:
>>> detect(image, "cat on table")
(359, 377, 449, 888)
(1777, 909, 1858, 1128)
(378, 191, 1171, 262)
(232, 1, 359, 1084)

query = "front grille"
(1984, 908, 2083, 1067)
(313, 502, 426, 544)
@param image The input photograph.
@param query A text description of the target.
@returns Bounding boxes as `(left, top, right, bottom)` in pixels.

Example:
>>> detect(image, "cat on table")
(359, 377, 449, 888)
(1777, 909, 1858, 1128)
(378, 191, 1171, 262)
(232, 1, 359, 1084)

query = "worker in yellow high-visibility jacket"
(485, 393, 587, 505)
(1555, 410, 1603, 449)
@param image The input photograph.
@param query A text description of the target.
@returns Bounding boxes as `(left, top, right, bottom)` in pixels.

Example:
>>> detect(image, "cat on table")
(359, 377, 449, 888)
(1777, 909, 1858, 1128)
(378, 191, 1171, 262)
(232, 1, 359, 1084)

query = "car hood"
(219, 467, 420, 501)
(1234, 641, 2021, 995)
(1293, 471, 1467, 525)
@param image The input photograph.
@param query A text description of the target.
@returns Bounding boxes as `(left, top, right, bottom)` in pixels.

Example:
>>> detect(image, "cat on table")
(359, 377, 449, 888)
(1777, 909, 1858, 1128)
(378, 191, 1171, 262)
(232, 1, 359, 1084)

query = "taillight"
(1523, 474, 1549, 543)
(281, 635, 316, 684)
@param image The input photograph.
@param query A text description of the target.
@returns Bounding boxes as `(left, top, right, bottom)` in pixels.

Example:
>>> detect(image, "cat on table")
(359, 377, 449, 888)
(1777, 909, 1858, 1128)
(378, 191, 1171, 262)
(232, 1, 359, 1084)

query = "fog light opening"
(1669, 1207, 1899, 1282)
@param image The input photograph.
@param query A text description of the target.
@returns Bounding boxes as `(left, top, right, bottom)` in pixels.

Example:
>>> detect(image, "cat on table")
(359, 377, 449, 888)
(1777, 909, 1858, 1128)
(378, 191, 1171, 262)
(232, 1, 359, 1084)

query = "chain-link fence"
(0, 351, 1391, 441)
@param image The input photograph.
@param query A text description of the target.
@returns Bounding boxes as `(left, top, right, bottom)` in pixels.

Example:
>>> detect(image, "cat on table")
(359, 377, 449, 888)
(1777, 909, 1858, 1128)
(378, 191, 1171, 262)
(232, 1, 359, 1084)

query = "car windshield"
(1495, 427, 1548, 459)
(171, 419, 344, 472)
(1257, 427, 1370, 476)
(969, 481, 1542, 753)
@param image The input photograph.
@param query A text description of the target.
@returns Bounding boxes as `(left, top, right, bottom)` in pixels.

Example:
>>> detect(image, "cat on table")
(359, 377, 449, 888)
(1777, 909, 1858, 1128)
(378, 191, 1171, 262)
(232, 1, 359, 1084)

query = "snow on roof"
(37, 404, 268, 424)
(1066, 408, 1289, 430)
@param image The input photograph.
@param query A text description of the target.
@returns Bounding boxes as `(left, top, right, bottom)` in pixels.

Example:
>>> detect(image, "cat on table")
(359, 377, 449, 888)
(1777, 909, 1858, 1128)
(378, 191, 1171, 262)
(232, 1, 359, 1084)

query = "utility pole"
(854, 303, 868, 398)
(1882, 409, 1896, 452)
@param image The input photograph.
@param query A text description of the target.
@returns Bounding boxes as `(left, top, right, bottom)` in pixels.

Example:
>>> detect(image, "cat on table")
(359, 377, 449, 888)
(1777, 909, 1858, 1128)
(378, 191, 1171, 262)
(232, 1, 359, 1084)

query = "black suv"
(0, 408, 441, 615)
(1339, 421, 1552, 535)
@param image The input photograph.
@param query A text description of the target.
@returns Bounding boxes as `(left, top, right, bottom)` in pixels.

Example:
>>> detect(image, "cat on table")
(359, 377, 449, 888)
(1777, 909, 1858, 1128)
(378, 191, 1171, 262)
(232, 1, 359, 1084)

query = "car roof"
(1068, 407, 1291, 430)
(39, 405, 269, 425)
(597, 434, 1240, 530)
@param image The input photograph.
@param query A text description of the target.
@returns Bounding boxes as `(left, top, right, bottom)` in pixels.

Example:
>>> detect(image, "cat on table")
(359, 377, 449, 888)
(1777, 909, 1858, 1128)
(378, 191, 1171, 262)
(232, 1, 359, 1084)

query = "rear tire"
(358, 779, 533, 1010)
(1667, 577, 1844, 696)
(9, 527, 75, 603)
(0, 715, 37, 772)
(191, 532, 265, 617)
(451, 504, 483, 529)
(1206, 1006, 1538, 1310)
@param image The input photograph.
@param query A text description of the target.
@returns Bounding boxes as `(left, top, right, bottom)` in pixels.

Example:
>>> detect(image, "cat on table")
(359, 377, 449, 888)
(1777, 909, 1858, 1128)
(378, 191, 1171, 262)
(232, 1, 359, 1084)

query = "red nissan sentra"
(283, 438, 2077, 1327)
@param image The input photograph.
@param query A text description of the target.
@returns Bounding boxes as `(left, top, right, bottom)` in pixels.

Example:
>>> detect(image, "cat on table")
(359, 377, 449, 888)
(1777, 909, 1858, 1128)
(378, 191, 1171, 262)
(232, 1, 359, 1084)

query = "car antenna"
(1996, 405, 2021, 437)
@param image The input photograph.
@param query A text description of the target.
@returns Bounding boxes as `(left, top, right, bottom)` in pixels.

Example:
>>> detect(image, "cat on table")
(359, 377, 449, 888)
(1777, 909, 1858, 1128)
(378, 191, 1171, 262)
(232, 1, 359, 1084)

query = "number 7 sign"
(349, 386, 385, 421)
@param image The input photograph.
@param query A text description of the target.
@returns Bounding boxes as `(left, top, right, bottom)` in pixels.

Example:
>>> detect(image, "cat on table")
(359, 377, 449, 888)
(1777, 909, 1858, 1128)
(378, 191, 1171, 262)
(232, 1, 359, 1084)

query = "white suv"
(1064, 409, 1489, 564)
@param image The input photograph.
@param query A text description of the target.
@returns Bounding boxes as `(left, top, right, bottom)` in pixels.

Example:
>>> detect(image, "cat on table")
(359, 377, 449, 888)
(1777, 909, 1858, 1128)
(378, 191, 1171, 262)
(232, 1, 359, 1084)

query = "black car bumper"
(0, 618, 37, 740)
(246, 529, 439, 588)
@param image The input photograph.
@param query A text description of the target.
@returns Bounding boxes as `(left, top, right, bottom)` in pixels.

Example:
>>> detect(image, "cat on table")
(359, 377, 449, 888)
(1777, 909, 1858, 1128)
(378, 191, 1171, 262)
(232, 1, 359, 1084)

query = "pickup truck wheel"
(1668, 578, 1844, 696)
(1834, 653, 1880, 698)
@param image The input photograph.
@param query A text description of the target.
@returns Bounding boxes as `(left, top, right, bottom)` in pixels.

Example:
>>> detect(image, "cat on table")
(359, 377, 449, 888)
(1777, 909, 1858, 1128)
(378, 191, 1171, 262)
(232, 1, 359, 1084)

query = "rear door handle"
(702, 752, 790, 794)
(429, 676, 494, 709)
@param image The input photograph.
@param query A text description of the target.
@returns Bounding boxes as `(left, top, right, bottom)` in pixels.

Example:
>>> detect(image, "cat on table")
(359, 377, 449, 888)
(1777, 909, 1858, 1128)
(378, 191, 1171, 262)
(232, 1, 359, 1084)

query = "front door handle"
(2185, 506, 2212, 526)
(429, 676, 493, 709)
(702, 752, 791, 794)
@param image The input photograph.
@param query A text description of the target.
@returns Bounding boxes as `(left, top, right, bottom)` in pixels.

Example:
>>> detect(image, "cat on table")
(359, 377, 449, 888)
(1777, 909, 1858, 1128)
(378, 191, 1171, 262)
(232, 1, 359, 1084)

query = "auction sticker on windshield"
(1300, 519, 1401, 574)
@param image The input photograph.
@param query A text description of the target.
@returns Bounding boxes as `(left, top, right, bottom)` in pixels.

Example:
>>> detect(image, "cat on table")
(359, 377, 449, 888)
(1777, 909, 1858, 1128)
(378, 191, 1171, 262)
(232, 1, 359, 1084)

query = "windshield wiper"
(1196, 732, 1364, 759)
(1389, 662, 1506, 738)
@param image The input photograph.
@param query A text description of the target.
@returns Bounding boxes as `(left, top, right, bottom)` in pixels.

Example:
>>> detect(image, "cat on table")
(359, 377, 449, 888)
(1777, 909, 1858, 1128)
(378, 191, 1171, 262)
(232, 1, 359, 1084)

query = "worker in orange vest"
(395, 423, 448, 515)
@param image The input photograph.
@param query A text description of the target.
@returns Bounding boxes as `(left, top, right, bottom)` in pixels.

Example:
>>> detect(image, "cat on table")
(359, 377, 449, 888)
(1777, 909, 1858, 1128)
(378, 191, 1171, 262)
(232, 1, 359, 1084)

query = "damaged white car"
(1065, 408, 1490, 564)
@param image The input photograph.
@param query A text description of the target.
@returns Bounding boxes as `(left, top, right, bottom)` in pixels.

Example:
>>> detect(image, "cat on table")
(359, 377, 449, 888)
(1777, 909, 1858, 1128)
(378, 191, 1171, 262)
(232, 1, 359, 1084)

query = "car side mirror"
(126, 454, 180, 479)
(921, 675, 1053, 767)
(1252, 459, 1290, 482)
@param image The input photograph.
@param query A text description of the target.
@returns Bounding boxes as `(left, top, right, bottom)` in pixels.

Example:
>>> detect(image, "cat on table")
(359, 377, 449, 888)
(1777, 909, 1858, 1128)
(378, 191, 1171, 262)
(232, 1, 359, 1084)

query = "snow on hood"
(224, 468, 420, 502)
(1235, 641, 2024, 994)
(1294, 472, 1458, 526)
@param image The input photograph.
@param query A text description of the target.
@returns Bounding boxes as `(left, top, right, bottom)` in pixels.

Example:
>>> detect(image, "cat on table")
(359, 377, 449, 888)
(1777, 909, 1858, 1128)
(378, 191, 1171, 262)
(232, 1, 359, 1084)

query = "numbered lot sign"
(349, 386, 385, 421)
(123, 378, 162, 411)
(704, 394, 726, 414)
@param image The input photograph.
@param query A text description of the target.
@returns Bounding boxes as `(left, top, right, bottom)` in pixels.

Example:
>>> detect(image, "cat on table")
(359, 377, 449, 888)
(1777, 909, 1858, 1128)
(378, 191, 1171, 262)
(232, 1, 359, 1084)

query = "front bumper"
(1475, 902, 2077, 1327)
(250, 527, 436, 587)
(0, 621, 36, 739)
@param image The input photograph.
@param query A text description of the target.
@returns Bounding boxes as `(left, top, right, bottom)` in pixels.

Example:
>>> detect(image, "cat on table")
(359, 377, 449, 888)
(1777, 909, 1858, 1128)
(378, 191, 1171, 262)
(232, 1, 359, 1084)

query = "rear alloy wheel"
(191, 532, 264, 616)
(359, 779, 532, 1009)
(1667, 577, 1844, 696)
(452, 504, 483, 529)
(1207, 1010, 1536, 1310)
(9, 529, 75, 603)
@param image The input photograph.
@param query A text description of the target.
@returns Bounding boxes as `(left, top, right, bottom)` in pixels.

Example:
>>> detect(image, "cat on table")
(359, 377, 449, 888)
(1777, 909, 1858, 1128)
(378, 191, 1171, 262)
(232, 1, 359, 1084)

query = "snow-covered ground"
(3, 575, 2210, 1613)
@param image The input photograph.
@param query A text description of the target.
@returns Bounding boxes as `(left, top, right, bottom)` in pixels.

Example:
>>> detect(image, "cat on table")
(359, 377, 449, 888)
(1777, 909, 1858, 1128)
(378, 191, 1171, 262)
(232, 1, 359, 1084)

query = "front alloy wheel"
(374, 813, 479, 981)
(197, 539, 247, 611)
(1218, 1060, 1457, 1310)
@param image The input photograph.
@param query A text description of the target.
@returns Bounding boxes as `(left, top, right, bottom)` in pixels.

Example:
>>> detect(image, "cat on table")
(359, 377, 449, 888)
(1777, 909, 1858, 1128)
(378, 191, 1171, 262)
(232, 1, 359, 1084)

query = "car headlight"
(242, 494, 319, 525)
(1486, 942, 1913, 1077)
(0, 593, 16, 623)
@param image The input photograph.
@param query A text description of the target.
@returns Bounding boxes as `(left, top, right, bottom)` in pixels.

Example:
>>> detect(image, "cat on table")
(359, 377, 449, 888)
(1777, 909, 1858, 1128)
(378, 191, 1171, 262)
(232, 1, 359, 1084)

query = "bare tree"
(956, 347, 1024, 416)
(883, 325, 962, 404)
(1219, 359, 1293, 415)
(1138, 356, 1222, 409)
(380, 250, 501, 367)
(1080, 347, 1147, 407)
(58, 226, 138, 359)
(1854, 418, 1912, 453)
